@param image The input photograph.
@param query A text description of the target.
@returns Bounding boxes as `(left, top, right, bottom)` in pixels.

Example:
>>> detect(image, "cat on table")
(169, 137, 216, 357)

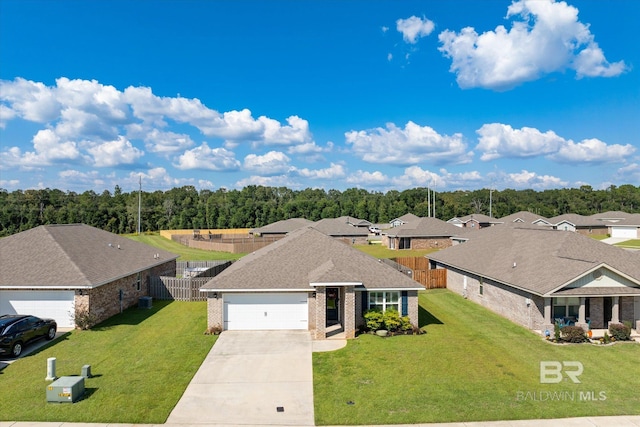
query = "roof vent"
(512, 262, 517, 268)
(117, 245, 121, 249)
(108, 243, 113, 247)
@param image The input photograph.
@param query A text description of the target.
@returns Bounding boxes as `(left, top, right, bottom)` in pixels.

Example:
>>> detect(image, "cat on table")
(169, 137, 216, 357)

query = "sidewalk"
(2, 415, 640, 427)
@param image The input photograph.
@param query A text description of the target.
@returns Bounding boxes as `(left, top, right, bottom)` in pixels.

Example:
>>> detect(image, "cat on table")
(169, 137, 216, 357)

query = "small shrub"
(609, 322, 631, 341)
(400, 316, 413, 331)
(204, 324, 222, 335)
(560, 325, 588, 343)
(554, 322, 561, 342)
(364, 309, 384, 331)
(603, 332, 611, 344)
(382, 309, 402, 331)
(74, 309, 97, 330)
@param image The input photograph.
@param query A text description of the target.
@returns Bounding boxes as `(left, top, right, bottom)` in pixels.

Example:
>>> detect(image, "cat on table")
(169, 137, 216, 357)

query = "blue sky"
(1, 0, 638, 193)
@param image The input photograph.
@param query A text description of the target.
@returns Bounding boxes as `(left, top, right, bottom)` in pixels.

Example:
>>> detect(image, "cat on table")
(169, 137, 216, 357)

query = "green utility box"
(46, 376, 85, 403)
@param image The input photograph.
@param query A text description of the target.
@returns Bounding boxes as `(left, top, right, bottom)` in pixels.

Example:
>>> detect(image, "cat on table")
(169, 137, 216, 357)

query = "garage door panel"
(224, 293, 308, 331)
(612, 227, 638, 239)
(0, 291, 75, 328)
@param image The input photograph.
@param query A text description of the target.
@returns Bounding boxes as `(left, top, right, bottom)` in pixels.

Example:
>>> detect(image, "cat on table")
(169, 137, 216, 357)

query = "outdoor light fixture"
(312, 292, 316, 298)
(213, 292, 218, 299)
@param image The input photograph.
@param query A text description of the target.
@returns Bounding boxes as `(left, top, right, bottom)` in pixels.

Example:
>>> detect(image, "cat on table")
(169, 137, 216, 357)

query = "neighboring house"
(312, 217, 370, 244)
(447, 214, 503, 229)
(607, 214, 640, 239)
(338, 216, 372, 229)
(429, 226, 640, 334)
(591, 211, 634, 223)
(499, 211, 551, 225)
(383, 217, 467, 250)
(547, 213, 608, 235)
(0, 224, 178, 328)
(249, 218, 314, 237)
(390, 213, 420, 228)
(201, 226, 423, 339)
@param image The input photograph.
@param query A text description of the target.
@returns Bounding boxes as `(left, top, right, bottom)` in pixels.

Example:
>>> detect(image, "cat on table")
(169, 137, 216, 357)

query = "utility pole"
(427, 186, 431, 218)
(137, 175, 142, 235)
(432, 182, 436, 218)
(489, 188, 494, 218)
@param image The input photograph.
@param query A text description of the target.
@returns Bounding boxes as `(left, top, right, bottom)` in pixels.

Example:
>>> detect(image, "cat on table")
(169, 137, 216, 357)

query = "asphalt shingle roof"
(250, 218, 313, 234)
(499, 211, 550, 224)
(0, 224, 178, 288)
(312, 218, 369, 236)
(428, 226, 640, 296)
(385, 217, 468, 238)
(201, 226, 423, 291)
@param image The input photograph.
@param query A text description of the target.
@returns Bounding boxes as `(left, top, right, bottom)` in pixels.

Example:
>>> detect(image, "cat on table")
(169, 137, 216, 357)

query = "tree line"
(1, 184, 639, 237)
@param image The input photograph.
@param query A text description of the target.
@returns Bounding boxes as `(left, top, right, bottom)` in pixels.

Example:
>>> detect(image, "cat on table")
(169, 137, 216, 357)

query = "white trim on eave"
(310, 281, 362, 287)
(543, 263, 640, 296)
(199, 288, 313, 293)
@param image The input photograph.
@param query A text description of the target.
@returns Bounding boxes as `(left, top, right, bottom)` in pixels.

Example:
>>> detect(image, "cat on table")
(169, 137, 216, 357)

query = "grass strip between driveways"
(313, 289, 640, 425)
(0, 300, 216, 424)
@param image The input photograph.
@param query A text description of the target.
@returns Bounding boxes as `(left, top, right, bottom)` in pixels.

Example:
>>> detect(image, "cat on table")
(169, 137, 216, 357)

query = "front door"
(326, 287, 339, 325)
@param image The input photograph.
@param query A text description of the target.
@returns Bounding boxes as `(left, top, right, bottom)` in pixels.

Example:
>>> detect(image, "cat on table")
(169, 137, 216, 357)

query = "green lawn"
(313, 289, 640, 425)
(354, 244, 438, 259)
(0, 301, 216, 423)
(126, 232, 245, 260)
(615, 239, 640, 248)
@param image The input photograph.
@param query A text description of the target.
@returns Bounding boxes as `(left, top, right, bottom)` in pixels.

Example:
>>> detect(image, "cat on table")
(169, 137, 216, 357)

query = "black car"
(0, 315, 57, 358)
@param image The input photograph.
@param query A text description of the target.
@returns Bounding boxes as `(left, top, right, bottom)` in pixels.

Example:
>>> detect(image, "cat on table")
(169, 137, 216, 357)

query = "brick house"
(0, 224, 178, 328)
(201, 226, 423, 339)
(383, 217, 468, 250)
(428, 226, 640, 334)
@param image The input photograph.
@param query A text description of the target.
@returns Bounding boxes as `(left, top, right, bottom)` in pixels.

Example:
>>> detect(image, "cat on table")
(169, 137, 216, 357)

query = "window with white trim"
(368, 291, 400, 312)
(553, 297, 579, 320)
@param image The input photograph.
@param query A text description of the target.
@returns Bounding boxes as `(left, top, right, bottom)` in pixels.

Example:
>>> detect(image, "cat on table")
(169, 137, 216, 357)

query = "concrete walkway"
(166, 330, 315, 426)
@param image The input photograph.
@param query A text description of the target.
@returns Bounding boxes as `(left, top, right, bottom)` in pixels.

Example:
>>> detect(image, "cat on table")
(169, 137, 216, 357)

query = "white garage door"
(0, 290, 75, 328)
(224, 292, 308, 331)
(611, 227, 638, 239)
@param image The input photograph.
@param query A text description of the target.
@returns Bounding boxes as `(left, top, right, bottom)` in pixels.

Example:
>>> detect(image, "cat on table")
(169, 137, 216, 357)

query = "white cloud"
(476, 123, 634, 163)
(345, 121, 472, 165)
(550, 138, 635, 163)
(0, 129, 85, 169)
(127, 167, 196, 191)
(0, 104, 16, 128)
(243, 151, 291, 175)
(346, 170, 389, 186)
(615, 164, 640, 184)
(58, 169, 108, 188)
(295, 162, 346, 180)
(259, 115, 313, 146)
(476, 123, 564, 160)
(0, 179, 20, 188)
(396, 16, 435, 44)
(174, 143, 240, 171)
(506, 170, 567, 189)
(235, 174, 297, 188)
(0, 77, 60, 122)
(87, 136, 144, 167)
(438, 0, 627, 90)
(141, 128, 195, 154)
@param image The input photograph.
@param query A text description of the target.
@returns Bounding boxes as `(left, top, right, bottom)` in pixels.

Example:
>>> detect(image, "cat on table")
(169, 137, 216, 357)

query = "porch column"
(344, 286, 355, 339)
(578, 297, 586, 324)
(611, 296, 620, 324)
(543, 297, 552, 324)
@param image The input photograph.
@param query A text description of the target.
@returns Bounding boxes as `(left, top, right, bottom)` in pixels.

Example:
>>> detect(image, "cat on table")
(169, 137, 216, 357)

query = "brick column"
(315, 287, 326, 340)
(344, 286, 355, 339)
(611, 296, 620, 325)
(408, 290, 419, 327)
(207, 294, 223, 330)
(590, 297, 604, 329)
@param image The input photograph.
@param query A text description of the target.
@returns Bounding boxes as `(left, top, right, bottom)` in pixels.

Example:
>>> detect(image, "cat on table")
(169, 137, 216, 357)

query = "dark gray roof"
(385, 217, 468, 238)
(312, 218, 369, 236)
(429, 226, 640, 296)
(250, 218, 314, 235)
(0, 224, 178, 288)
(201, 226, 423, 291)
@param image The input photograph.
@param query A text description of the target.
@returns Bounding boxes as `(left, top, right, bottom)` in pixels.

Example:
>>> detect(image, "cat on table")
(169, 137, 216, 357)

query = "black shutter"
(361, 290, 368, 311)
(401, 291, 408, 316)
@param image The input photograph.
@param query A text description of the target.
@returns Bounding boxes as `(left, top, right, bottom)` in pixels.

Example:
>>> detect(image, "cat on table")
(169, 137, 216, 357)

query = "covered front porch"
(541, 291, 640, 333)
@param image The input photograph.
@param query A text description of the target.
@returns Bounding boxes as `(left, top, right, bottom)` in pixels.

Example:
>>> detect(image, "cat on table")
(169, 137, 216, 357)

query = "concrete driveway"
(166, 330, 314, 426)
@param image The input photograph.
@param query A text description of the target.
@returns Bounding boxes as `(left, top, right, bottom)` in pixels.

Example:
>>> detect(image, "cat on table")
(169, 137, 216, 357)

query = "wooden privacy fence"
(392, 257, 447, 289)
(150, 276, 210, 301)
(151, 260, 233, 301)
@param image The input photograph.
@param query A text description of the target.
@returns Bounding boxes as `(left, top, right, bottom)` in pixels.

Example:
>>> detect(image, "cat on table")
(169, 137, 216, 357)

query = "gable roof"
(429, 226, 640, 296)
(499, 211, 550, 224)
(385, 217, 467, 238)
(250, 218, 313, 235)
(0, 224, 178, 289)
(590, 211, 635, 222)
(312, 218, 369, 237)
(390, 213, 420, 224)
(200, 226, 423, 291)
(608, 213, 640, 227)
(547, 213, 602, 227)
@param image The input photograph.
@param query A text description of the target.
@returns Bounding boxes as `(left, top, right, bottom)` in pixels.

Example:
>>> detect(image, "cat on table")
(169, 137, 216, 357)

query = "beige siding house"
(0, 224, 177, 328)
(201, 226, 423, 339)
